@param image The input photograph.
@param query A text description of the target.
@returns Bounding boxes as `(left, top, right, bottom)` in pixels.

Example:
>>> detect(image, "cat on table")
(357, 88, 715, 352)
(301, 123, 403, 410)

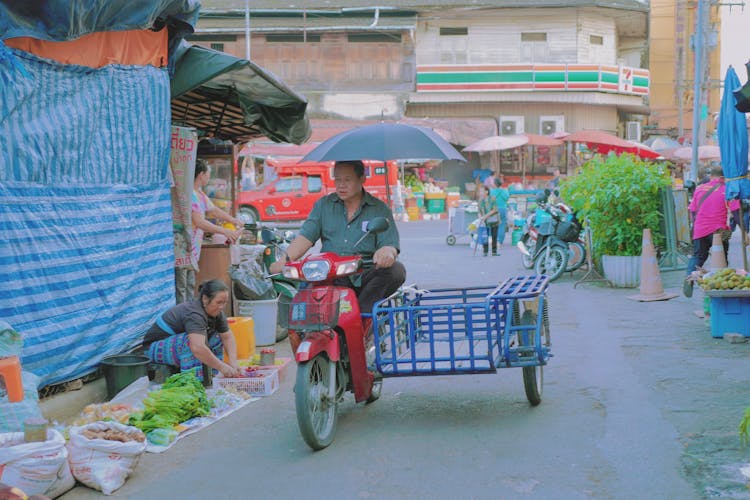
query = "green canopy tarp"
(171, 42, 310, 144)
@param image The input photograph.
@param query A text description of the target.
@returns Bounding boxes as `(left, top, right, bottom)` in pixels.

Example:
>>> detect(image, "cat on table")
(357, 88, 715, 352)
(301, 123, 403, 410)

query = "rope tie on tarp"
(725, 174, 750, 182)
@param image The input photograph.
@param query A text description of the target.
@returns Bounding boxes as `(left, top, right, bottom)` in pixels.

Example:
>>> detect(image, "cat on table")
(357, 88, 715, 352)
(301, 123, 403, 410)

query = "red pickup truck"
(236, 159, 398, 223)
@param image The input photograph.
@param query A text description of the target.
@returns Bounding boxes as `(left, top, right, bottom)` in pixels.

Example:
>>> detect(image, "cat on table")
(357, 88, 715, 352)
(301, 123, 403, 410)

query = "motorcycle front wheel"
(521, 236, 535, 269)
(295, 354, 339, 450)
(534, 245, 569, 282)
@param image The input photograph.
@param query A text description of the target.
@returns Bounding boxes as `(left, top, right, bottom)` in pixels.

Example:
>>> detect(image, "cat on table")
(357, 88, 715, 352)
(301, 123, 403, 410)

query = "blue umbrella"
(718, 65, 750, 200)
(718, 65, 750, 271)
(301, 122, 465, 204)
(301, 122, 465, 164)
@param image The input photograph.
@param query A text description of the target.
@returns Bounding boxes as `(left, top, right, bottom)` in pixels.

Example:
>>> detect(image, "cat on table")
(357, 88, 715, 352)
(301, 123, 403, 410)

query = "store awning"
(171, 42, 311, 144)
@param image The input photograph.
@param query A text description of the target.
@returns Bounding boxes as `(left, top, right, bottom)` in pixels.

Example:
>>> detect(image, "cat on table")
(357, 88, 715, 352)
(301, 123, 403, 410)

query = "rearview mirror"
(366, 217, 389, 234)
(260, 228, 274, 244)
(353, 217, 389, 248)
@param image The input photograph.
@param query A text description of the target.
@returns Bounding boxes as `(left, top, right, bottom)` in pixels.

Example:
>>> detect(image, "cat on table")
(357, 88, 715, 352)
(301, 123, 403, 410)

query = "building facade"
(194, 1, 651, 178)
(648, 0, 721, 142)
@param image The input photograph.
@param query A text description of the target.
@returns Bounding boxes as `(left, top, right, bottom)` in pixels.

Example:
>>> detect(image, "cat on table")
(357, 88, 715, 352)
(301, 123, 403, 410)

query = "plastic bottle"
(225, 316, 255, 361)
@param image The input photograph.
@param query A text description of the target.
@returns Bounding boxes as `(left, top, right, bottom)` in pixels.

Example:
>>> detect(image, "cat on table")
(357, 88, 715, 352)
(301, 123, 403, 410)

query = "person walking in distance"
(683, 164, 742, 297)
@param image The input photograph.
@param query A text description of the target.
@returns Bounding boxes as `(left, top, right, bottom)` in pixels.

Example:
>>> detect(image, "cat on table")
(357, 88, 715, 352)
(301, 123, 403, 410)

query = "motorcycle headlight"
(301, 260, 330, 281)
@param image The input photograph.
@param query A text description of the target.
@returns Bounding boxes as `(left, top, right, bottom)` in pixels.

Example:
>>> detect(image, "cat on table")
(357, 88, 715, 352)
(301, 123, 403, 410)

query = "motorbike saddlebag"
(288, 286, 341, 331)
(537, 221, 554, 236)
(555, 220, 581, 242)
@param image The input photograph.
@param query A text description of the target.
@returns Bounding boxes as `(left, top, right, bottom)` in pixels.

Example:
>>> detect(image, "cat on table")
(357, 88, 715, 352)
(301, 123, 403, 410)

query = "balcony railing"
(416, 64, 648, 96)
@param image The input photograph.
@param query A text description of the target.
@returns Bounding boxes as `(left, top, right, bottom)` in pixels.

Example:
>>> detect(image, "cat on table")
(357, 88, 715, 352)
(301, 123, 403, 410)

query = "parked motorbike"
(234, 218, 298, 341)
(281, 217, 390, 450)
(517, 193, 582, 281)
(518, 193, 585, 273)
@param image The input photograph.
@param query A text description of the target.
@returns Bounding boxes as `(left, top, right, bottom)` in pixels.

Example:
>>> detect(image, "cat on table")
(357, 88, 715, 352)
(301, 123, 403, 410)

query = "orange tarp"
(5, 29, 167, 68)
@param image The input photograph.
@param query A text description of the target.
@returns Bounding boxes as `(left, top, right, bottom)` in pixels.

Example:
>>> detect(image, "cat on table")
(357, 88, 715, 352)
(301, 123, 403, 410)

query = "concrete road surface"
(62, 220, 750, 499)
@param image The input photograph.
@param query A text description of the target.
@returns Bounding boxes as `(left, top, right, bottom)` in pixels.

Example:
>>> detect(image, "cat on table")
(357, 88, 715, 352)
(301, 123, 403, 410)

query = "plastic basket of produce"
(239, 356, 292, 382)
(213, 369, 279, 396)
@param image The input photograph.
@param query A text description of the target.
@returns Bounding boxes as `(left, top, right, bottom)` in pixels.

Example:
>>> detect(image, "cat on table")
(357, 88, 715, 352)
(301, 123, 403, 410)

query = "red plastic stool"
(0, 356, 23, 402)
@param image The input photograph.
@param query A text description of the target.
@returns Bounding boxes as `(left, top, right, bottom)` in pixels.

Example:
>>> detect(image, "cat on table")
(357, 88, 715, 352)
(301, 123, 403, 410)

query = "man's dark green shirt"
(299, 190, 400, 258)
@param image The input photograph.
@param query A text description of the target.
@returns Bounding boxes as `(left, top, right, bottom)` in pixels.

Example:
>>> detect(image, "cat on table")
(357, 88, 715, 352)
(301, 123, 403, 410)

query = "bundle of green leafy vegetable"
(129, 372, 212, 433)
(162, 371, 212, 413)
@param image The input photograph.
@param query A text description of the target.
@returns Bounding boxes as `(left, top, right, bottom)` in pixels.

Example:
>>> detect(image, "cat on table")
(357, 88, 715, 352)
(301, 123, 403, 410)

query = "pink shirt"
(688, 179, 739, 239)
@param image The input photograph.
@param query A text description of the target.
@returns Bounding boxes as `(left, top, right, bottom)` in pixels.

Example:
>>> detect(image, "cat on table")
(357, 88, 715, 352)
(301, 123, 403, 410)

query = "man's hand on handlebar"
(373, 246, 398, 269)
(269, 259, 285, 275)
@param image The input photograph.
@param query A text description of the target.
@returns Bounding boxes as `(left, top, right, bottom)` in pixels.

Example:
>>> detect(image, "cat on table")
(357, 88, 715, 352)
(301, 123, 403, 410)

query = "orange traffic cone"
(709, 232, 728, 271)
(628, 228, 678, 302)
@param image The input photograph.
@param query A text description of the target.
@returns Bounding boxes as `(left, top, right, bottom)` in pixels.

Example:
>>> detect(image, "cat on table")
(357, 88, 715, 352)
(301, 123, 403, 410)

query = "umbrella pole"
(385, 161, 391, 207)
(741, 202, 748, 272)
(521, 148, 526, 187)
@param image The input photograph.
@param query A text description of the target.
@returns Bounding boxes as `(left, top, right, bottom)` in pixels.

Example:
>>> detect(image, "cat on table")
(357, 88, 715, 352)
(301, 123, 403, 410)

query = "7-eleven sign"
(619, 66, 634, 93)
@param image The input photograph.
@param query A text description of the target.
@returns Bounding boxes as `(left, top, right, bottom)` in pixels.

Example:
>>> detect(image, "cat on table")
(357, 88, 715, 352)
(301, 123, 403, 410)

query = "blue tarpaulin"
(718, 66, 750, 201)
(0, 48, 174, 386)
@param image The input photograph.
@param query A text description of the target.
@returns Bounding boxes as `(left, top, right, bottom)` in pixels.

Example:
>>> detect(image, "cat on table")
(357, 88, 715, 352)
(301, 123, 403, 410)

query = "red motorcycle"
(281, 218, 389, 450)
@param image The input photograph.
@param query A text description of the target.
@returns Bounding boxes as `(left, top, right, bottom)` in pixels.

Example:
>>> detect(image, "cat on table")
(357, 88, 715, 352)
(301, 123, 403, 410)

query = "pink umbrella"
(670, 145, 721, 161)
(464, 135, 529, 152)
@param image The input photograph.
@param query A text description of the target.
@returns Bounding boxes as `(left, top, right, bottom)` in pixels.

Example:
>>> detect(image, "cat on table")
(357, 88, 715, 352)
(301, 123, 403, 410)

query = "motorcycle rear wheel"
(295, 354, 338, 450)
(534, 245, 569, 282)
(566, 240, 586, 272)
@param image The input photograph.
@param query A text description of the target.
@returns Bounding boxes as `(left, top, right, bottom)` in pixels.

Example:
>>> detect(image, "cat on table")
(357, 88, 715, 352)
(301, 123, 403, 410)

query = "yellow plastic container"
(225, 316, 255, 361)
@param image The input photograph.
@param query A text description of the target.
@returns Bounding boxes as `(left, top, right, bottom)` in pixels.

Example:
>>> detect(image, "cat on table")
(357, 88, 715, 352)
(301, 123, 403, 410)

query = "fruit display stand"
(704, 290, 750, 339)
(699, 268, 750, 338)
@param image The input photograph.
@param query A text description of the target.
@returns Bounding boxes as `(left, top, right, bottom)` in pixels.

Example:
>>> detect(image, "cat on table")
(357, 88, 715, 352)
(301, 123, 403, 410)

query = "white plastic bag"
(0, 429, 75, 498)
(67, 422, 147, 495)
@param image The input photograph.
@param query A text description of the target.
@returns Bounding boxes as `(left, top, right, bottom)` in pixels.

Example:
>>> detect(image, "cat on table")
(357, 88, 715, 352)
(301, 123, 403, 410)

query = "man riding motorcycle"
(269, 160, 407, 350)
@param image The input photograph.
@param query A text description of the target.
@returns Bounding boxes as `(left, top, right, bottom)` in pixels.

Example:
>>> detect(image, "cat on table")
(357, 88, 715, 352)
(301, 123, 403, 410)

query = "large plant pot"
(601, 255, 641, 288)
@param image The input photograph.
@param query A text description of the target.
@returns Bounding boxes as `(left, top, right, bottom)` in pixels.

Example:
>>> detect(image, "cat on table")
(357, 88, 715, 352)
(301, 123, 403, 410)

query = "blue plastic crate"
(709, 296, 750, 338)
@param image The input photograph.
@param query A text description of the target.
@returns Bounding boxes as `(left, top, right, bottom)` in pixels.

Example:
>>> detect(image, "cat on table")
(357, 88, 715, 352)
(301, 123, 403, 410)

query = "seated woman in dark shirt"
(144, 280, 243, 381)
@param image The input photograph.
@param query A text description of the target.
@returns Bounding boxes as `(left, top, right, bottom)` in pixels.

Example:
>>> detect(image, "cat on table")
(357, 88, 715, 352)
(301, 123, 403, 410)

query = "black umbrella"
(300, 123, 466, 203)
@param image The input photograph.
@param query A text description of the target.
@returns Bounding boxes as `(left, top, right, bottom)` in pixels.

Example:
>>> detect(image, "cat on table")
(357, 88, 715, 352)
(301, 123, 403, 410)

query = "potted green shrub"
(559, 154, 673, 287)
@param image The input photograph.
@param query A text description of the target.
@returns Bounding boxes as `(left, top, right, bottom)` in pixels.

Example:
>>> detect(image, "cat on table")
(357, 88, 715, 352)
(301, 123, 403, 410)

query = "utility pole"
(690, 0, 707, 181)
(244, 0, 251, 60)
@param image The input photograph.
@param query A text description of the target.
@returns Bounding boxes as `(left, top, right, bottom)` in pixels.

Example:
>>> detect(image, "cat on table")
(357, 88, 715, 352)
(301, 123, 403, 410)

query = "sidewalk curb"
(39, 377, 108, 425)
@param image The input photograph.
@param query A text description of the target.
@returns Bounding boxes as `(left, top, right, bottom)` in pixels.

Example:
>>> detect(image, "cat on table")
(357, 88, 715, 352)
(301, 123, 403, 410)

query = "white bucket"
(234, 297, 279, 346)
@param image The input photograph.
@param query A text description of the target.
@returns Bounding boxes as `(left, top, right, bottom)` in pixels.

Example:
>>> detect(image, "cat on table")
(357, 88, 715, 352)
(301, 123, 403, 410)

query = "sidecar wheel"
(519, 310, 543, 406)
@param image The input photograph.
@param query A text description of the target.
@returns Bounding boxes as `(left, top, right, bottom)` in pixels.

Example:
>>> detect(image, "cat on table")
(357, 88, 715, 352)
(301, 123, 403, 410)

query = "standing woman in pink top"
(683, 164, 742, 297)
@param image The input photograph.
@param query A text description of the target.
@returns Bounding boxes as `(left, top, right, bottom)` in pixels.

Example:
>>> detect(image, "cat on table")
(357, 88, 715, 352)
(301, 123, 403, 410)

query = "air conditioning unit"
(499, 116, 524, 135)
(539, 115, 565, 135)
(626, 121, 641, 142)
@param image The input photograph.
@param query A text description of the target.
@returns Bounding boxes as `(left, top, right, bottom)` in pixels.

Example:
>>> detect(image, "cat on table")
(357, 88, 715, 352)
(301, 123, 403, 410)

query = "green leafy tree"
(560, 154, 672, 258)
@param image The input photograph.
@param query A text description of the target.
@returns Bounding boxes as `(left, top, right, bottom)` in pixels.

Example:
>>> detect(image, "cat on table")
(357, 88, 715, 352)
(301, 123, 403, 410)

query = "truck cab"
(236, 159, 397, 223)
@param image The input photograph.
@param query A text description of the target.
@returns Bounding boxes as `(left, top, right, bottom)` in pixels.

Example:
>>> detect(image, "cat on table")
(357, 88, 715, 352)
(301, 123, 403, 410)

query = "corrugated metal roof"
(199, 0, 648, 13)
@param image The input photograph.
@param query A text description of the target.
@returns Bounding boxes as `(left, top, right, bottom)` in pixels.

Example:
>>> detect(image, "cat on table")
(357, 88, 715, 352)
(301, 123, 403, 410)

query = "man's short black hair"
(334, 160, 366, 178)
